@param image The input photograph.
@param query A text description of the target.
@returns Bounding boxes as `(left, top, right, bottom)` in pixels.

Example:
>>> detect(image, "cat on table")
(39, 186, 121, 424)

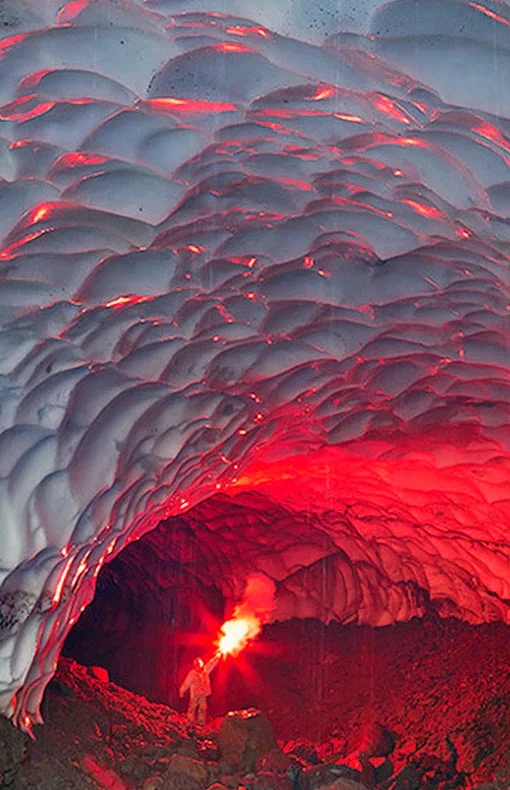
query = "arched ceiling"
(0, 0, 508, 733)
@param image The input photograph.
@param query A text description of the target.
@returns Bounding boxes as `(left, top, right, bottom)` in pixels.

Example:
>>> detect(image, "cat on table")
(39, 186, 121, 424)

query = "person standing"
(179, 654, 219, 726)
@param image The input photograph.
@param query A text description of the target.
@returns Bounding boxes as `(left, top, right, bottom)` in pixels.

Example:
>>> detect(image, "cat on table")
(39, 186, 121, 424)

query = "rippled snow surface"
(0, 0, 508, 731)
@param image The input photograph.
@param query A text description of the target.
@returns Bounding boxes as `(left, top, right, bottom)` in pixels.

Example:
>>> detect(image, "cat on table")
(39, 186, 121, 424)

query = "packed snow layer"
(0, 0, 508, 732)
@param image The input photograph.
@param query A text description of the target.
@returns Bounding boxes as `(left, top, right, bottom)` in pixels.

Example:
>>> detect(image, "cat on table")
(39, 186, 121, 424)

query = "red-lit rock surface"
(5, 617, 506, 788)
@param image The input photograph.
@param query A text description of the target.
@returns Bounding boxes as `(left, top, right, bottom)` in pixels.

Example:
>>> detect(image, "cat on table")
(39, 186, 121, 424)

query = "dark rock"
(357, 756, 375, 788)
(175, 739, 200, 758)
(390, 763, 422, 790)
(287, 761, 304, 790)
(358, 724, 396, 759)
(13, 755, 96, 790)
(47, 677, 73, 697)
(0, 716, 27, 785)
(252, 771, 293, 790)
(160, 774, 202, 790)
(88, 665, 109, 683)
(118, 755, 150, 783)
(219, 775, 242, 789)
(160, 754, 209, 790)
(472, 785, 506, 790)
(218, 708, 277, 773)
(304, 763, 368, 790)
(316, 779, 369, 790)
(372, 757, 393, 783)
(257, 748, 292, 775)
(284, 739, 321, 766)
(144, 745, 175, 761)
(198, 738, 219, 762)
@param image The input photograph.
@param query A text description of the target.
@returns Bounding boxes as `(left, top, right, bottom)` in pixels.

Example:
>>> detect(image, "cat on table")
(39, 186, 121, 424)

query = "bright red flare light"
(217, 614, 261, 656)
(216, 573, 276, 656)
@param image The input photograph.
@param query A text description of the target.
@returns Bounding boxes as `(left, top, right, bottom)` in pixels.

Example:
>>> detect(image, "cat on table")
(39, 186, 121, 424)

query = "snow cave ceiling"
(0, 0, 509, 732)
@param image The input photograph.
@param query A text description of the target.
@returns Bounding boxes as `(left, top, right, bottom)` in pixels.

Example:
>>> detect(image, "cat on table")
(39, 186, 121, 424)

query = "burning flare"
(217, 574, 276, 656)
(218, 614, 260, 655)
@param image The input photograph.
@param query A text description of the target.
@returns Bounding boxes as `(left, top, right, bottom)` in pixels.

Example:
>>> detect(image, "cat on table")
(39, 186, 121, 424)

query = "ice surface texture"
(0, 0, 509, 731)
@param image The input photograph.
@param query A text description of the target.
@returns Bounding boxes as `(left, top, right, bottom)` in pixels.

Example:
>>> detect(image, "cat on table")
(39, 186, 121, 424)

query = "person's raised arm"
(206, 654, 220, 675)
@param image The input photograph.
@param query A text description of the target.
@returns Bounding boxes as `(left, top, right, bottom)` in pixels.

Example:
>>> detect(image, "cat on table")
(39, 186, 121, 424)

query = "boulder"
(319, 780, 369, 790)
(88, 666, 109, 683)
(358, 724, 395, 759)
(252, 772, 293, 790)
(160, 776, 202, 790)
(160, 754, 209, 790)
(305, 763, 368, 790)
(371, 757, 393, 783)
(257, 748, 292, 775)
(218, 709, 277, 773)
(390, 763, 421, 790)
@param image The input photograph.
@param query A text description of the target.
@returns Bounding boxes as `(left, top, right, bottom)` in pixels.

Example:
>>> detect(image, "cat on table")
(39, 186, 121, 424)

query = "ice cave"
(0, 0, 509, 787)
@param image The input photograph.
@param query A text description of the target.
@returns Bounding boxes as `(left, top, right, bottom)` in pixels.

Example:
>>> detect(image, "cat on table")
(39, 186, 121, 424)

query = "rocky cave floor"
(2, 618, 510, 790)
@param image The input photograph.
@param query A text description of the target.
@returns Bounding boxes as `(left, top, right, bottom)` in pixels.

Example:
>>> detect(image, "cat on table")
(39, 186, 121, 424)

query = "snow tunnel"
(0, 0, 508, 745)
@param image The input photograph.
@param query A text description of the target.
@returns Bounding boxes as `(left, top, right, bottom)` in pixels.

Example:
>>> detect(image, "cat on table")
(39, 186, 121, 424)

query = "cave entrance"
(62, 492, 325, 735)
(63, 486, 368, 736)
(62, 484, 510, 769)
(63, 508, 226, 712)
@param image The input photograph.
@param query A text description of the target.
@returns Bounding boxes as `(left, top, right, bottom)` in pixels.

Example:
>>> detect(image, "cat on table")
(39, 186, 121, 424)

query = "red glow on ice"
(217, 305, 234, 323)
(104, 295, 152, 309)
(0, 231, 47, 258)
(31, 205, 53, 224)
(17, 70, 52, 92)
(471, 120, 510, 151)
(456, 227, 472, 239)
(226, 25, 270, 38)
(0, 95, 56, 123)
(0, 33, 27, 58)
(56, 0, 88, 24)
(402, 199, 445, 219)
(52, 558, 73, 607)
(0, 95, 97, 123)
(278, 177, 313, 191)
(370, 94, 411, 124)
(55, 152, 109, 168)
(313, 86, 336, 101)
(469, 2, 510, 25)
(254, 108, 364, 124)
(334, 112, 365, 123)
(215, 42, 253, 53)
(399, 137, 426, 148)
(142, 98, 237, 114)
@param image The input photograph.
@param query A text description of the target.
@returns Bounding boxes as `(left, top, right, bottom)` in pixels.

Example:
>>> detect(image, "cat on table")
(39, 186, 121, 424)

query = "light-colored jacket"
(179, 656, 219, 699)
